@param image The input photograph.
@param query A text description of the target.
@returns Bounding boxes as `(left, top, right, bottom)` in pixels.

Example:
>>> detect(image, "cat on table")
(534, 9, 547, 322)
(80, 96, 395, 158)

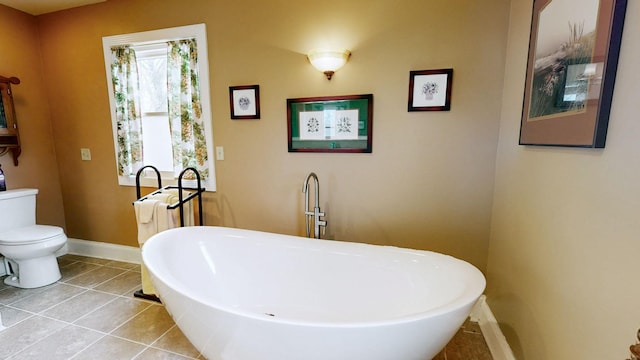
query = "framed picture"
(287, 94, 373, 153)
(519, 0, 628, 148)
(229, 85, 260, 119)
(408, 68, 453, 111)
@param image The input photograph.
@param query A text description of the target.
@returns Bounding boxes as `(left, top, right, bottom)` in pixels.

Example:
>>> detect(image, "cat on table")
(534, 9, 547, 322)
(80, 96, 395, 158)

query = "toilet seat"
(0, 225, 65, 246)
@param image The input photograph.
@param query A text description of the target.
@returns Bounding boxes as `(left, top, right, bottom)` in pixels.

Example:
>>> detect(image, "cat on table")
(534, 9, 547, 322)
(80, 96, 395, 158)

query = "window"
(102, 24, 216, 191)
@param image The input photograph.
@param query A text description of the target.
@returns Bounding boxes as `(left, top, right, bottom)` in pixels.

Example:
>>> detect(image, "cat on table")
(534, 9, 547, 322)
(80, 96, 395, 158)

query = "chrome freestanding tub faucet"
(302, 172, 326, 238)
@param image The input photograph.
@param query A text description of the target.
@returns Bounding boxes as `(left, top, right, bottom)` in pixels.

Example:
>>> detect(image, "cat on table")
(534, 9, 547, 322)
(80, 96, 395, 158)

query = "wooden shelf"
(0, 76, 21, 166)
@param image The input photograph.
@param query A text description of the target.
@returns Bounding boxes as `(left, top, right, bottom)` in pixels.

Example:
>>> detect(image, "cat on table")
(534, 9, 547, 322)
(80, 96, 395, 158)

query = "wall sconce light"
(307, 50, 351, 80)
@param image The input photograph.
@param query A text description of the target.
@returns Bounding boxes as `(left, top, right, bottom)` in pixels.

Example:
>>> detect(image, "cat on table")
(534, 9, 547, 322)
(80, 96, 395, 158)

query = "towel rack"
(132, 165, 206, 303)
(133, 165, 205, 227)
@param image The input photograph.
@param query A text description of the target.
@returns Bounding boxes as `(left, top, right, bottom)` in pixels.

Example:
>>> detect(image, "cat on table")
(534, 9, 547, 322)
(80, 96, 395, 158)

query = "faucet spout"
(302, 172, 318, 196)
(302, 172, 326, 238)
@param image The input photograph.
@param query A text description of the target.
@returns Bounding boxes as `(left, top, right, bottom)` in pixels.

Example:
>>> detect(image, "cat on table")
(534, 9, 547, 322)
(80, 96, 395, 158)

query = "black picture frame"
(519, 0, 628, 148)
(229, 85, 260, 119)
(408, 68, 453, 112)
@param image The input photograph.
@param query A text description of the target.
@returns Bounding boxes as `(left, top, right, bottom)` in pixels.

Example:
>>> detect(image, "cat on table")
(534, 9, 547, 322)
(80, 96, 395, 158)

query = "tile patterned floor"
(0, 254, 492, 359)
(433, 319, 493, 360)
(0, 254, 202, 359)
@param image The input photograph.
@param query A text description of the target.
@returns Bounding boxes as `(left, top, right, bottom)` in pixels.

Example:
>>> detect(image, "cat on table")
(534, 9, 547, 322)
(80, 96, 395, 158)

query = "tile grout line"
(58, 260, 103, 283)
(70, 293, 133, 325)
(60, 266, 130, 290)
(146, 323, 204, 359)
(66, 332, 110, 360)
(104, 330, 201, 359)
(11, 323, 108, 360)
(128, 346, 149, 360)
(1, 280, 151, 357)
(100, 303, 156, 336)
(0, 259, 143, 333)
(1, 256, 203, 359)
(2, 317, 89, 358)
(1, 284, 153, 331)
(0, 306, 37, 331)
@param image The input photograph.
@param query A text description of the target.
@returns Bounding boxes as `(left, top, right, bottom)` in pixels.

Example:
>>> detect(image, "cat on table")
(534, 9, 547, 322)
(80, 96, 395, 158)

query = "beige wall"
(487, 0, 640, 358)
(25, 0, 510, 271)
(6, 0, 637, 357)
(0, 5, 65, 228)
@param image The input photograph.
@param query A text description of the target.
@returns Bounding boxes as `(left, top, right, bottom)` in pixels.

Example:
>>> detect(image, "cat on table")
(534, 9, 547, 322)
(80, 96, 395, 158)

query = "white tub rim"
(142, 226, 486, 328)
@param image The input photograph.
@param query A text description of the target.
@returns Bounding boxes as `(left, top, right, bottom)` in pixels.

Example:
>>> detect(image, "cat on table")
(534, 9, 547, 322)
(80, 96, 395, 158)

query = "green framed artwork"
(287, 94, 373, 153)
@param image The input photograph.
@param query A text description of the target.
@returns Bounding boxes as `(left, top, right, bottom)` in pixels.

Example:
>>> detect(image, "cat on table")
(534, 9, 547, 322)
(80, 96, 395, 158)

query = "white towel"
(134, 189, 194, 295)
(150, 189, 194, 228)
(134, 199, 161, 245)
(134, 199, 163, 296)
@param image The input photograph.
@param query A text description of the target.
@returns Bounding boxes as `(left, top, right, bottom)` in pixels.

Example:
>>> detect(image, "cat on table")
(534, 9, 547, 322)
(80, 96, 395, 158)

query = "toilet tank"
(0, 188, 38, 232)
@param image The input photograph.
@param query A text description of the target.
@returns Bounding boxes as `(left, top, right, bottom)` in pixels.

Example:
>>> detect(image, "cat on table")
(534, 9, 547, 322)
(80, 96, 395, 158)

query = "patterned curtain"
(111, 46, 143, 176)
(167, 39, 209, 180)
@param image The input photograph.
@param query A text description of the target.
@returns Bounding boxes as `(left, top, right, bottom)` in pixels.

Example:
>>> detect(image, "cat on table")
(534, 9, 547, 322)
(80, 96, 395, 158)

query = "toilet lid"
(0, 225, 65, 245)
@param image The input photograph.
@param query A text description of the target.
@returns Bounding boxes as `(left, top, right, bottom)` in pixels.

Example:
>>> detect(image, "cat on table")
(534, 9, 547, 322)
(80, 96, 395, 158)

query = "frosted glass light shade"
(307, 50, 351, 80)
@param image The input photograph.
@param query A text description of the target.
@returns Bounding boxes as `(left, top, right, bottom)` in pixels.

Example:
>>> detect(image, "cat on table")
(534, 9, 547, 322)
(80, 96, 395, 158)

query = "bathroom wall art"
(229, 85, 260, 119)
(519, 0, 627, 148)
(287, 94, 373, 153)
(407, 68, 453, 112)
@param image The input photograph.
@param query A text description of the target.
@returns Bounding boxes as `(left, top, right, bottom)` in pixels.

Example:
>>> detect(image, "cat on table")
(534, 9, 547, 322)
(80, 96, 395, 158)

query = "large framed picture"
(229, 85, 260, 119)
(408, 69, 453, 111)
(519, 0, 628, 148)
(287, 94, 373, 153)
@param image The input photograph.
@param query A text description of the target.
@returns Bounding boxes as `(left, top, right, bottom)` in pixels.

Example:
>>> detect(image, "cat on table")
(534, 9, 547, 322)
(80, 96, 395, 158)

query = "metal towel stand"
(134, 165, 205, 226)
(132, 165, 206, 302)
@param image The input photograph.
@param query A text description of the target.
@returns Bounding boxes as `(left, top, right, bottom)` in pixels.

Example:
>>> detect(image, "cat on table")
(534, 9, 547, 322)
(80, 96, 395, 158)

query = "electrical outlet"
(80, 148, 92, 161)
(216, 146, 224, 160)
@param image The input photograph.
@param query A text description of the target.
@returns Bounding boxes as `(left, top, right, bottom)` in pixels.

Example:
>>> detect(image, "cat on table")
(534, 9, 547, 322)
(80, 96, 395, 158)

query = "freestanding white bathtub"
(142, 226, 486, 360)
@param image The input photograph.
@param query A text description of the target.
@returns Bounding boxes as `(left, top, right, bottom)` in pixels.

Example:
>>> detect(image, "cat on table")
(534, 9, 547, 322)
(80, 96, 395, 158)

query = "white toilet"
(0, 188, 67, 288)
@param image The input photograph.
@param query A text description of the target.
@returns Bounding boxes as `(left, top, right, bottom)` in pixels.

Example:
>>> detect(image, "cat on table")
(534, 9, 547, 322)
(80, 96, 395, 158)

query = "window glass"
(138, 57, 167, 113)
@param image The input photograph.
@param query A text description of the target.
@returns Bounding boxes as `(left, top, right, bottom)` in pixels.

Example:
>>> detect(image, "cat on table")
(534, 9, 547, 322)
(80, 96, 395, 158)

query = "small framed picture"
(229, 85, 260, 119)
(408, 68, 453, 111)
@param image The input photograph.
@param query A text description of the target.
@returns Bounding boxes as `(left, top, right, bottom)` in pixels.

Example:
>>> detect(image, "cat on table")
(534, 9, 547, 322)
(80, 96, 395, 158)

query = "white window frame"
(102, 24, 216, 191)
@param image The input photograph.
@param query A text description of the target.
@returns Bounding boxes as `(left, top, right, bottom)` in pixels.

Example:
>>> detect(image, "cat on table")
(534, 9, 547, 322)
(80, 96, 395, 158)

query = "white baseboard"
(470, 295, 516, 360)
(65, 238, 142, 264)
